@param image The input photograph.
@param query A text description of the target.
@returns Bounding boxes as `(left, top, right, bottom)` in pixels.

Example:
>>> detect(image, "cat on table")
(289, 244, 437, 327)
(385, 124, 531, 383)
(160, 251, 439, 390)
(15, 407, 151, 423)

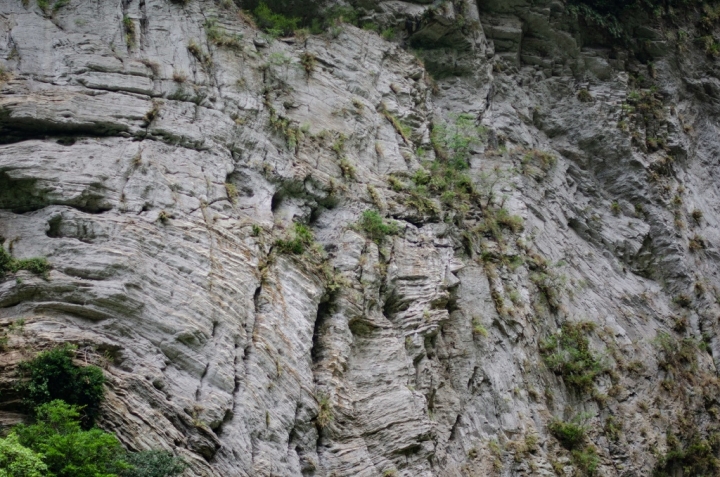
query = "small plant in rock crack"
(380, 104, 412, 145)
(204, 19, 243, 49)
(431, 113, 485, 170)
(338, 157, 356, 180)
(225, 183, 239, 204)
(529, 269, 565, 312)
(315, 393, 333, 428)
(654, 331, 700, 373)
(472, 317, 488, 338)
(577, 88, 593, 102)
(187, 40, 212, 67)
(275, 223, 314, 255)
(653, 431, 720, 477)
(691, 208, 704, 224)
(357, 210, 398, 243)
(0, 246, 50, 278)
(123, 16, 136, 48)
(299, 51, 317, 77)
(143, 101, 162, 126)
(540, 321, 606, 395)
(548, 413, 592, 450)
(689, 234, 706, 252)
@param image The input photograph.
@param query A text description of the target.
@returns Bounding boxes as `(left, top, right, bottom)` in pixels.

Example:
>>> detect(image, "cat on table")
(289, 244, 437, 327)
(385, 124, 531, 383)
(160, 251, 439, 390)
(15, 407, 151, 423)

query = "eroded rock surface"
(2, 0, 720, 475)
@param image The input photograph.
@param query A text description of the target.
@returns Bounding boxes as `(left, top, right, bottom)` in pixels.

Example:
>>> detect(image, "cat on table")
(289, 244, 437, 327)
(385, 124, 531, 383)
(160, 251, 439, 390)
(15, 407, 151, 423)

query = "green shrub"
(654, 433, 720, 477)
(404, 159, 475, 217)
(0, 432, 49, 477)
(253, 1, 300, 37)
(548, 414, 590, 450)
(358, 210, 398, 243)
(540, 322, 605, 394)
(275, 223, 314, 255)
(654, 331, 699, 372)
(571, 446, 600, 475)
(16, 345, 106, 426)
(300, 51, 317, 76)
(14, 400, 129, 477)
(123, 15, 136, 47)
(431, 113, 485, 170)
(0, 247, 51, 277)
(121, 450, 187, 477)
(316, 394, 333, 428)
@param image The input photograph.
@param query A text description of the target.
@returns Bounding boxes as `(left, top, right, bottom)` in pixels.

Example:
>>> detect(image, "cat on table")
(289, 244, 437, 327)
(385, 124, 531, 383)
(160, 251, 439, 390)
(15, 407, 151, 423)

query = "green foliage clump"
(358, 210, 398, 243)
(655, 331, 699, 372)
(472, 317, 488, 338)
(495, 208, 524, 233)
(14, 400, 128, 477)
(204, 19, 243, 49)
(0, 247, 51, 278)
(267, 105, 303, 150)
(549, 413, 599, 475)
(16, 345, 106, 426)
(569, 0, 720, 42)
(300, 51, 317, 76)
(35, 0, 69, 13)
(275, 223, 314, 255)
(380, 106, 412, 145)
(121, 450, 188, 477)
(577, 88, 594, 102)
(0, 432, 49, 477)
(253, 1, 300, 37)
(540, 322, 605, 394)
(316, 394, 333, 428)
(431, 113, 485, 170)
(395, 113, 488, 220)
(654, 432, 720, 477)
(123, 16, 136, 48)
(548, 414, 590, 450)
(571, 446, 600, 475)
(529, 270, 565, 312)
(406, 160, 475, 217)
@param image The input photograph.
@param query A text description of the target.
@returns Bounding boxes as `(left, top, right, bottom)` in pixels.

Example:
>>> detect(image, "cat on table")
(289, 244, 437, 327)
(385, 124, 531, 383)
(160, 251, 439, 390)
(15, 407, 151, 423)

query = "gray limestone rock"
(1, 0, 720, 476)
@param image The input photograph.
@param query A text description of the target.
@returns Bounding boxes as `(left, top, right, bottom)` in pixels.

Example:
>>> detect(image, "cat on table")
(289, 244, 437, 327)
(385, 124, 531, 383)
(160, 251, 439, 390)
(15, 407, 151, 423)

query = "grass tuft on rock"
(358, 210, 398, 243)
(0, 246, 50, 278)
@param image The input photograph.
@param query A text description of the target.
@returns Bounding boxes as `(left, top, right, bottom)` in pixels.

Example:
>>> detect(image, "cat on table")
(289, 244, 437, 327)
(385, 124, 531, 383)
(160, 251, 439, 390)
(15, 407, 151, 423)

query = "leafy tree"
(16, 345, 106, 426)
(0, 433, 49, 477)
(14, 400, 130, 477)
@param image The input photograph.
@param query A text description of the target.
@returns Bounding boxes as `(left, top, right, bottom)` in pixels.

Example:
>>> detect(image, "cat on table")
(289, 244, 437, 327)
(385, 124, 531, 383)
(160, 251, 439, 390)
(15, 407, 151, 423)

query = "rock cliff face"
(2, 0, 720, 475)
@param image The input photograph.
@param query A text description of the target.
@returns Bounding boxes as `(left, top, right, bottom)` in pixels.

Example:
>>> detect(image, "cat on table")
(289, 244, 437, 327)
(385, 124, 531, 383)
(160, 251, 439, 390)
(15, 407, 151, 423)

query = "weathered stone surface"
(1, 0, 720, 476)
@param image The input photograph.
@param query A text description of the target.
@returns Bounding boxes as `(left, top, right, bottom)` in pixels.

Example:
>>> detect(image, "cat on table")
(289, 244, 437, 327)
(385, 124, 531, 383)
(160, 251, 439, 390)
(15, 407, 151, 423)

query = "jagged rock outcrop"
(2, 0, 720, 475)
